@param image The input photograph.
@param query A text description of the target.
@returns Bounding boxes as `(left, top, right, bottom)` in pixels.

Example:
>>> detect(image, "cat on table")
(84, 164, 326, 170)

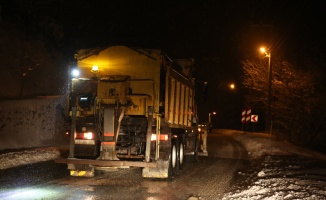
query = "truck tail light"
(76, 132, 94, 140)
(83, 132, 93, 139)
(151, 134, 169, 141)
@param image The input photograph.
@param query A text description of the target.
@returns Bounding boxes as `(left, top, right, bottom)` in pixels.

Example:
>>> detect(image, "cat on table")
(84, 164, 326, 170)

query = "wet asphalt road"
(0, 130, 257, 200)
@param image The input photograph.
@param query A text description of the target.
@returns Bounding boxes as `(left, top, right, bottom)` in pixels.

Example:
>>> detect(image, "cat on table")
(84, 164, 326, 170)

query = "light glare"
(0, 187, 60, 199)
(72, 69, 80, 77)
(91, 65, 99, 73)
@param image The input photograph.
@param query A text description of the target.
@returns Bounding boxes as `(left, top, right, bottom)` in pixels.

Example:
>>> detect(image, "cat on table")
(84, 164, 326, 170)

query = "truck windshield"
(72, 79, 97, 95)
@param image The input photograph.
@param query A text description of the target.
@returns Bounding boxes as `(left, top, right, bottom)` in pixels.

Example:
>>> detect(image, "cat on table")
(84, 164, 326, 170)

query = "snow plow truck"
(56, 45, 201, 178)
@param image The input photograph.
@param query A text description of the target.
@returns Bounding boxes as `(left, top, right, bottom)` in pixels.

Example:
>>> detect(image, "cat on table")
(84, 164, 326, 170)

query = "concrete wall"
(0, 96, 68, 150)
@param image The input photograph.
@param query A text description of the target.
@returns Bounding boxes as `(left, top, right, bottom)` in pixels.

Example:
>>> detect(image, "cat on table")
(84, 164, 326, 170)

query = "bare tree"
(242, 57, 319, 146)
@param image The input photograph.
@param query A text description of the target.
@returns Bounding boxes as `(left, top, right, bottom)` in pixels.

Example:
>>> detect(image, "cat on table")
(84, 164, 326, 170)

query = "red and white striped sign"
(242, 108, 252, 123)
(241, 109, 246, 123)
(246, 108, 251, 122)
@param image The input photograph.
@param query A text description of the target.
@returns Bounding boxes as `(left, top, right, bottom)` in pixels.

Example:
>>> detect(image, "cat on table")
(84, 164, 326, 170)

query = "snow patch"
(0, 148, 61, 170)
(257, 170, 266, 177)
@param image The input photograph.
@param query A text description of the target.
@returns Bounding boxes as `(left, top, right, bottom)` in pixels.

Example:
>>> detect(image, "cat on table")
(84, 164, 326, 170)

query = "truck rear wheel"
(169, 139, 179, 176)
(179, 138, 185, 170)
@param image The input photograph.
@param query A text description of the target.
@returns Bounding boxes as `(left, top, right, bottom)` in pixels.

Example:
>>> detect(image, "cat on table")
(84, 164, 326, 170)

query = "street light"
(230, 83, 235, 90)
(260, 47, 272, 134)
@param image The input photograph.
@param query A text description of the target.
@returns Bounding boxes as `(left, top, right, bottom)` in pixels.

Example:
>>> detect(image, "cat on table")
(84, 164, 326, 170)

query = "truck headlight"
(72, 69, 80, 78)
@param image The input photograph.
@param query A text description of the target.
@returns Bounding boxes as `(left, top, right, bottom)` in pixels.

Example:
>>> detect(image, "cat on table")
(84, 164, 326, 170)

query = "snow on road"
(1, 130, 326, 199)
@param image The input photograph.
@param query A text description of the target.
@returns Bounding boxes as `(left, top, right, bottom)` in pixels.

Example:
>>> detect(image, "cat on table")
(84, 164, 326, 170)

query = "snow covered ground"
(220, 130, 326, 200)
(1, 130, 326, 199)
(223, 155, 326, 200)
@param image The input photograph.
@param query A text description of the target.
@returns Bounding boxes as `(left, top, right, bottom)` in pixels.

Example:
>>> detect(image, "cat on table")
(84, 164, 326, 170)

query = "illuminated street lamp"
(230, 83, 235, 90)
(260, 47, 272, 134)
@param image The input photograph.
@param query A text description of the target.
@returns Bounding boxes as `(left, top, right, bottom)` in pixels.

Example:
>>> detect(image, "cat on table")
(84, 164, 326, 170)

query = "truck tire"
(170, 139, 179, 176)
(178, 137, 185, 170)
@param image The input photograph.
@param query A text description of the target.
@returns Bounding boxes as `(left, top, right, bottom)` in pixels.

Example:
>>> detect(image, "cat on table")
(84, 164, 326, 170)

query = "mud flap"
(68, 163, 94, 177)
(142, 159, 169, 178)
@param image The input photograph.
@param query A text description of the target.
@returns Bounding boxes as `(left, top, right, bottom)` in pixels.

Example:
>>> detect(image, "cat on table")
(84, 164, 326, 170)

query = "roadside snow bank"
(0, 148, 61, 170)
(223, 130, 326, 160)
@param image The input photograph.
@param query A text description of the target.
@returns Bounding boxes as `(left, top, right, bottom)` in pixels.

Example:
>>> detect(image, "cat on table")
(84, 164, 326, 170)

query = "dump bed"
(74, 45, 196, 128)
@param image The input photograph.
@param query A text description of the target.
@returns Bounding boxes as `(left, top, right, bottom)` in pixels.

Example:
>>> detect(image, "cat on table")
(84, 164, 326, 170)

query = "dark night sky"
(55, 1, 326, 60)
(2, 1, 322, 58)
(2, 1, 324, 69)
(1, 0, 325, 129)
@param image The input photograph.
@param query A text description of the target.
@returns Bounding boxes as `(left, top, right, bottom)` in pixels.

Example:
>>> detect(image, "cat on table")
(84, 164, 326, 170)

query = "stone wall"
(0, 96, 68, 150)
